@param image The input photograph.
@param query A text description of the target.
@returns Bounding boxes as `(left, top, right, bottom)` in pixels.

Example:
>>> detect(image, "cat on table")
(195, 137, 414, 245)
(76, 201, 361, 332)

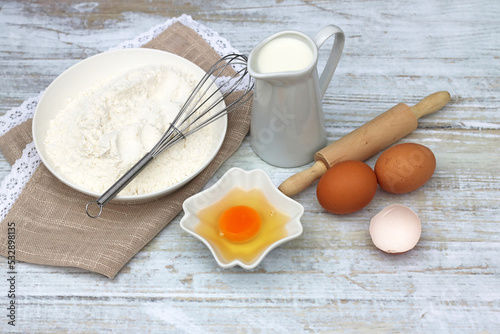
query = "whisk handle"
(86, 153, 153, 218)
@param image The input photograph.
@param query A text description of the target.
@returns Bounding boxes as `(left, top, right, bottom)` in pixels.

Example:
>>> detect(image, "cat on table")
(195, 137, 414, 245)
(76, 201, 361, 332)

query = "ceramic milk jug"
(248, 25, 345, 167)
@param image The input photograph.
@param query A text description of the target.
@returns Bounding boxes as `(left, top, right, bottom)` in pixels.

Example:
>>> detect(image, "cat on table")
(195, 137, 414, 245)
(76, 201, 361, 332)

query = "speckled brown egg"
(374, 143, 436, 194)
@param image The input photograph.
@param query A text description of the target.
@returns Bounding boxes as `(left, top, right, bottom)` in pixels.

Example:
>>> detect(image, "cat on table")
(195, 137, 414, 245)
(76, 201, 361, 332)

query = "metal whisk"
(86, 54, 253, 218)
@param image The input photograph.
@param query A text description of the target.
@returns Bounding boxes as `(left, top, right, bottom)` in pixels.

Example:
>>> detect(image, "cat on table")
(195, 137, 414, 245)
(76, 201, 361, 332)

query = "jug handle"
(313, 25, 345, 99)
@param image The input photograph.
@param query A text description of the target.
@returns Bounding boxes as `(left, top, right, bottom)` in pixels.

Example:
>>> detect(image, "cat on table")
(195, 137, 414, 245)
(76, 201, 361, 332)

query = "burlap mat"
(0, 22, 252, 279)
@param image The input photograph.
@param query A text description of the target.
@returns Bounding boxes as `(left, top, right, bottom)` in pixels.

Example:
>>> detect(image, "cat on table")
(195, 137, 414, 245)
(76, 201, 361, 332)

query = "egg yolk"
(218, 206, 261, 243)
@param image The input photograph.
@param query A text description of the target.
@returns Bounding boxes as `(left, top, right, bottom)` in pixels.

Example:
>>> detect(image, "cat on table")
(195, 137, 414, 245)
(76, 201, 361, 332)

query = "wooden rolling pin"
(278, 91, 451, 197)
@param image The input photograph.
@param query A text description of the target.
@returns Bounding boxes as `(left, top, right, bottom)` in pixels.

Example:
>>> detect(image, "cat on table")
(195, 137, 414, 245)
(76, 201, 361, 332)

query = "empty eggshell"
(369, 204, 421, 254)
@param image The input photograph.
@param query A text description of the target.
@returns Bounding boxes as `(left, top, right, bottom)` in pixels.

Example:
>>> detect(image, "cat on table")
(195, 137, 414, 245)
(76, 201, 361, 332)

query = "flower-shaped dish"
(180, 167, 304, 269)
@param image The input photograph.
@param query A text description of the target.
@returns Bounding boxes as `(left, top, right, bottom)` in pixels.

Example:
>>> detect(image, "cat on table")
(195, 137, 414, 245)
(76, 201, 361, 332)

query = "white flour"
(44, 64, 214, 195)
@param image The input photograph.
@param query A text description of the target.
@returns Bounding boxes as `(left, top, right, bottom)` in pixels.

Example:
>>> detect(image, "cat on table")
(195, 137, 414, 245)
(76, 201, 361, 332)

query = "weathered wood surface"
(1, 0, 499, 332)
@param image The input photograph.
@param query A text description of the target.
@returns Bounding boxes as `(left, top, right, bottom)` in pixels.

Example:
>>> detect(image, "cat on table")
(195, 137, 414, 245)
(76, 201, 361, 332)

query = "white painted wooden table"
(1, 1, 499, 332)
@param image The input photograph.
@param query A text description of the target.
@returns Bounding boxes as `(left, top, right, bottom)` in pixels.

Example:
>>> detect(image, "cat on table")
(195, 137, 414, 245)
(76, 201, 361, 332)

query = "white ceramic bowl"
(180, 167, 304, 269)
(32, 48, 227, 203)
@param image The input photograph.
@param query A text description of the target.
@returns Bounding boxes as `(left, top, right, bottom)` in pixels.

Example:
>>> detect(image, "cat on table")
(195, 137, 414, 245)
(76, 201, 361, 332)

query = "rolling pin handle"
(411, 91, 451, 119)
(278, 160, 328, 197)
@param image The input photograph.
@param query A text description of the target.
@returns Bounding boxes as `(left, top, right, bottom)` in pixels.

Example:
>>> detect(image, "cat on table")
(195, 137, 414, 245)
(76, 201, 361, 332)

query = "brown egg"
(375, 143, 436, 194)
(316, 160, 377, 214)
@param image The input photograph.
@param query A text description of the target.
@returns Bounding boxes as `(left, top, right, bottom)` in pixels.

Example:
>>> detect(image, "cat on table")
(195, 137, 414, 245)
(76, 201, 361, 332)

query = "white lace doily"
(0, 14, 242, 221)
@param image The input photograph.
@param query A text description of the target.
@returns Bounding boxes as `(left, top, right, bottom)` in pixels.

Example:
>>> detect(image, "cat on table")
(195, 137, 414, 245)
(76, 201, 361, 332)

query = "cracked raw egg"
(194, 187, 290, 263)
